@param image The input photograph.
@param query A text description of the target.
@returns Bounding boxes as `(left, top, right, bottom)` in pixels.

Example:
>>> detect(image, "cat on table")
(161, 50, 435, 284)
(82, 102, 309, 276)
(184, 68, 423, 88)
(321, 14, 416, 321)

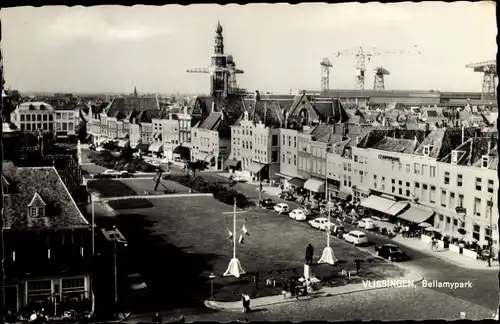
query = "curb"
(203, 271, 424, 312)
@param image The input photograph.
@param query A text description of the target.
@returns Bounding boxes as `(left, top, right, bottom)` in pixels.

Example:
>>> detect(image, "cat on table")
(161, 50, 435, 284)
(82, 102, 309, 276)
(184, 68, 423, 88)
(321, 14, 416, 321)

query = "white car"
(103, 169, 120, 175)
(289, 209, 307, 221)
(128, 273, 147, 294)
(343, 230, 369, 246)
(232, 176, 248, 182)
(274, 203, 289, 214)
(96, 147, 106, 152)
(358, 218, 375, 230)
(309, 217, 337, 231)
(147, 160, 160, 167)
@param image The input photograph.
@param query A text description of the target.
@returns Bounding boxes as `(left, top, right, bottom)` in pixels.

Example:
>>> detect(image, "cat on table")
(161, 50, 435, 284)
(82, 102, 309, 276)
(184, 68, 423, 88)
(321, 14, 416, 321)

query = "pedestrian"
(152, 312, 162, 324)
(241, 292, 251, 313)
(289, 277, 297, 299)
(305, 243, 314, 265)
(282, 281, 288, 299)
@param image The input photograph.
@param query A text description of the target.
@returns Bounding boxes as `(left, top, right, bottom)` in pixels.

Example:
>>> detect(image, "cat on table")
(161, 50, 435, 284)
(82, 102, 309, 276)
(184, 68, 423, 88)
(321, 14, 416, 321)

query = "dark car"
(375, 244, 409, 262)
(343, 215, 358, 225)
(260, 198, 275, 209)
(279, 191, 296, 201)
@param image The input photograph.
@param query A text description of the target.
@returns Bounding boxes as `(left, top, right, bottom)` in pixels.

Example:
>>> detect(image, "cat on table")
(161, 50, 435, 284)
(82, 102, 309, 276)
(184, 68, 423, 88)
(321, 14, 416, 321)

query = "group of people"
(281, 276, 314, 299)
(28, 309, 49, 323)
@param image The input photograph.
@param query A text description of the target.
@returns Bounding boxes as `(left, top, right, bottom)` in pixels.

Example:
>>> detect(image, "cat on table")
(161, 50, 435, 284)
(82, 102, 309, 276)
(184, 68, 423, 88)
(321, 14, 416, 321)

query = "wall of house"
(12, 109, 55, 133)
(178, 115, 192, 144)
(140, 122, 153, 144)
(162, 118, 179, 161)
(230, 125, 242, 162)
(129, 124, 141, 148)
(437, 160, 498, 247)
(55, 110, 75, 137)
(279, 128, 299, 182)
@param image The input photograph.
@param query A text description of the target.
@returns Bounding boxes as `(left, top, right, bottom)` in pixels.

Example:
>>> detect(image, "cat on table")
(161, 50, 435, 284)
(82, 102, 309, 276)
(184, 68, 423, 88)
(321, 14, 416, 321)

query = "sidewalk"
(391, 234, 499, 270)
(204, 270, 423, 311)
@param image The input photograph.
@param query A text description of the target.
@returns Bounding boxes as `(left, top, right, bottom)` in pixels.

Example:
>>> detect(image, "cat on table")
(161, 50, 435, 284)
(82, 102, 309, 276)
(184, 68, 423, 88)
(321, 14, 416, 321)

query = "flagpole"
(233, 198, 237, 259)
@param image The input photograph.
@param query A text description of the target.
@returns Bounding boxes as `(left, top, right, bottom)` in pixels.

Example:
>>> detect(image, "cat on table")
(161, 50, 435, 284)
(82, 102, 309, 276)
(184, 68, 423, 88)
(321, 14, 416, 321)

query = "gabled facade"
(2, 165, 92, 313)
(11, 102, 55, 133)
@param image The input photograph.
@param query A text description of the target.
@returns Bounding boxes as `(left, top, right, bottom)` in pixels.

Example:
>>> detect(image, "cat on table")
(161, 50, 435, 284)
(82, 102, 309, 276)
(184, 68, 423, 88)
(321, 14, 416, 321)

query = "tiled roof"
(372, 137, 418, 154)
(18, 102, 53, 110)
(51, 101, 75, 111)
(106, 97, 159, 120)
(473, 144, 498, 170)
(199, 111, 223, 130)
(414, 127, 481, 159)
(312, 99, 349, 123)
(440, 137, 493, 166)
(357, 129, 427, 149)
(191, 96, 215, 117)
(3, 167, 89, 231)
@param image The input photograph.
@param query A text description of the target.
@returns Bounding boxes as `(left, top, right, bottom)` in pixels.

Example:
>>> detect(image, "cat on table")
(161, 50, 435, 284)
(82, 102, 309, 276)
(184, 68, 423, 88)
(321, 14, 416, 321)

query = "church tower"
(210, 21, 229, 99)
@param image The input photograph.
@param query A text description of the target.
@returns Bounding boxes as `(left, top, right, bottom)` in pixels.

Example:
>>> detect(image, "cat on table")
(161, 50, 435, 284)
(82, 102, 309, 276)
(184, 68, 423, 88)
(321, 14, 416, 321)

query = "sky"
(1, 2, 497, 94)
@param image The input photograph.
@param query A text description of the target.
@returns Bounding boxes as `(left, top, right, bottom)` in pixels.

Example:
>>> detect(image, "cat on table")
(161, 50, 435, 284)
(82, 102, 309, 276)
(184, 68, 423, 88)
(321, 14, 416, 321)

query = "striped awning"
(246, 162, 265, 174)
(289, 177, 306, 187)
(397, 204, 434, 224)
(225, 159, 241, 168)
(360, 195, 396, 213)
(149, 143, 163, 153)
(384, 201, 409, 216)
(304, 179, 325, 193)
(204, 154, 215, 162)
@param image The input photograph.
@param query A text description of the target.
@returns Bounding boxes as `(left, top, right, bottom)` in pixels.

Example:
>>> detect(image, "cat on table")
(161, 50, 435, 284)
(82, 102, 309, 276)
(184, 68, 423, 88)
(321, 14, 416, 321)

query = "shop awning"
(149, 143, 163, 153)
(153, 132, 161, 140)
(397, 204, 434, 224)
(225, 159, 241, 168)
(204, 154, 216, 162)
(360, 195, 396, 213)
(304, 179, 325, 193)
(275, 173, 293, 180)
(117, 140, 130, 148)
(136, 143, 150, 151)
(384, 201, 409, 216)
(246, 162, 265, 174)
(173, 145, 190, 155)
(289, 177, 306, 187)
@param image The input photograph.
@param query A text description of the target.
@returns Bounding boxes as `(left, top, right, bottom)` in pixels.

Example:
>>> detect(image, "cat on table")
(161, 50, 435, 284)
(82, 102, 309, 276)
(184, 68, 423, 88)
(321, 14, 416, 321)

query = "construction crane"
(320, 57, 333, 92)
(334, 46, 421, 90)
(465, 60, 497, 100)
(373, 67, 390, 91)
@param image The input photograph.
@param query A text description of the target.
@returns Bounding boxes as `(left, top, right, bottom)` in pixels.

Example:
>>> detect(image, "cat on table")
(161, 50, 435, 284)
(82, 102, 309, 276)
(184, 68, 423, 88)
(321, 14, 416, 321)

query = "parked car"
(260, 198, 275, 209)
(289, 209, 307, 221)
(120, 170, 131, 178)
(102, 169, 120, 176)
(96, 147, 106, 152)
(300, 207, 313, 216)
(279, 191, 296, 201)
(148, 160, 160, 167)
(357, 218, 375, 230)
(309, 217, 336, 231)
(330, 224, 345, 238)
(343, 230, 368, 246)
(375, 244, 409, 261)
(274, 203, 289, 214)
(342, 215, 358, 225)
(128, 273, 148, 294)
(232, 175, 248, 182)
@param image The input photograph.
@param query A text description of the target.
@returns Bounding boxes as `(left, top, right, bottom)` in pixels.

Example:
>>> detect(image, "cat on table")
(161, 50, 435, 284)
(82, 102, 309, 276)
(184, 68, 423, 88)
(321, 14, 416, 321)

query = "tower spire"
(214, 21, 224, 54)
(133, 86, 138, 97)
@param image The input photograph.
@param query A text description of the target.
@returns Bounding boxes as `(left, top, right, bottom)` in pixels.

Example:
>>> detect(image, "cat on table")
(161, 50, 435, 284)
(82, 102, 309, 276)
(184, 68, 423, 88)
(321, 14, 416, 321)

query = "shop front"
(359, 194, 397, 219)
(225, 158, 242, 172)
(304, 178, 325, 200)
(148, 143, 164, 158)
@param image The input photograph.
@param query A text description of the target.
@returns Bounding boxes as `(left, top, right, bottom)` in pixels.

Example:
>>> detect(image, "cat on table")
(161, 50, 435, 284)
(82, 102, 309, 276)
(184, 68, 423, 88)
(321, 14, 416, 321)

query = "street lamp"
(88, 192, 99, 315)
(208, 273, 216, 300)
(113, 225, 119, 319)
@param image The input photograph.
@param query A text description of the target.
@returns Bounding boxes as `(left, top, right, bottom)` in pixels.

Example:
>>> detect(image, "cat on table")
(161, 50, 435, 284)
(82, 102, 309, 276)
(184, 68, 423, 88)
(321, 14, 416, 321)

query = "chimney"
(211, 101, 215, 112)
(487, 139, 491, 156)
(220, 108, 224, 121)
(461, 125, 464, 144)
(132, 118, 136, 124)
(356, 136, 359, 145)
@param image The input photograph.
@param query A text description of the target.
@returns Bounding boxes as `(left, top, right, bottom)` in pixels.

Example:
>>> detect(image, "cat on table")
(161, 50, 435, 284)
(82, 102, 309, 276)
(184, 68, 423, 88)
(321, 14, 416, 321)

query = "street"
(196, 172, 499, 312)
(124, 285, 494, 322)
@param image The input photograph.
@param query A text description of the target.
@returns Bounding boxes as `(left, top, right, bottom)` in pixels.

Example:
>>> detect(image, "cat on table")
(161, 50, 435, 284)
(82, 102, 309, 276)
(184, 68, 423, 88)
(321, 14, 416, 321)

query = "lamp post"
(319, 177, 336, 265)
(208, 273, 216, 300)
(113, 225, 118, 319)
(222, 198, 247, 278)
(488, 197, 493, 267)
(88, 192, 99, 315)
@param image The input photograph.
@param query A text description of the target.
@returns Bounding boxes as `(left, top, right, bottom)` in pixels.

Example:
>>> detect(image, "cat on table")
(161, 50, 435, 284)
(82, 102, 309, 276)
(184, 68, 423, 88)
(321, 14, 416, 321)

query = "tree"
(102, 142, 116, 151)
(119, 148, 134, 162)
(76, 121, 87, 141)
(186, 160, 209, 177)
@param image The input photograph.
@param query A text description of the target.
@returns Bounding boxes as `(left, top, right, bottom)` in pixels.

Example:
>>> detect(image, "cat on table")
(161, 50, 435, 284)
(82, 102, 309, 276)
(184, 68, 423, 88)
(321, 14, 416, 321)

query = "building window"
(476, 177, 482, 191)
(62, 278, 86, 299)
(282, 135, 285, 145)
(441, 189, 446, 207)
(272, 135, 278, 147)
(485, 228, 491, 243)
(398, 188, 402, 195)
(271, 151, 278, 163)
(347, 176, 351, 187)
(398, 180, 402, 186)
(406, 164, 410, 173)
(294, 137, 297, 148)
(37, 114, 42, 121)
(293, 155, 296, 166)
(430, 166, 436, 177)
(457, 174, 463, 187)
(391, 179, 395, 184)
(430, 186, 436, 203)
(421, 165, 428, 176)
(458, 194, 464, 207)
(354, 155, 358, 163)
(474, 198, 481, 216)
(27, 280, 52, 304)
(414, 163, 420, 175)
(359, 170, 364, 183)
(449, 192, 455, 208)
(398, 163, 402, 172)
(488, 180, 494, 193)
(30, 207, 37, 217)
(392, 186, 395, 193)
(391, 162, 396, 171)
(473, 225, 480, 241)
(444, 172, 450, 185)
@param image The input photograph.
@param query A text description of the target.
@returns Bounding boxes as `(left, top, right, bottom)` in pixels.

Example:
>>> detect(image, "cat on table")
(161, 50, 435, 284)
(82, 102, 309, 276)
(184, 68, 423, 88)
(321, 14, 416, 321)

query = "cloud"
(47, 9, 174, 42)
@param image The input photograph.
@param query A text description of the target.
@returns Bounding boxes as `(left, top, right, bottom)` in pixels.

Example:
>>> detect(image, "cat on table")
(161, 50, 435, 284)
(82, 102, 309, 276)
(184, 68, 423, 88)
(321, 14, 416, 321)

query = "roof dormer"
(423, 145, 432, 156)
(481, 155, 489, 169)
(27, 192, 46, 218)
(451, 150, 465, 165)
